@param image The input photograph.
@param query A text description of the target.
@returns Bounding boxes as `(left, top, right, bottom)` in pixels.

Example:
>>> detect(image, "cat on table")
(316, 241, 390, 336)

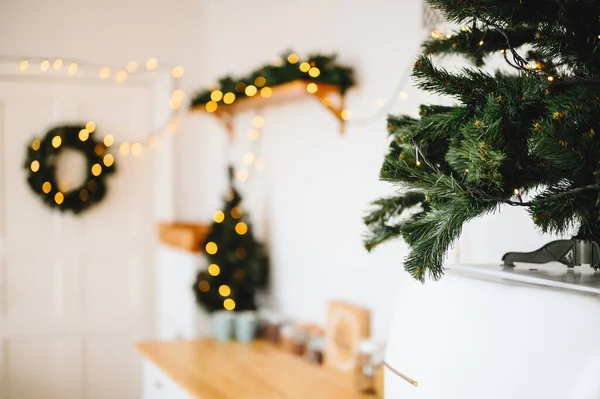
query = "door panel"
(0, 80, 158, 398)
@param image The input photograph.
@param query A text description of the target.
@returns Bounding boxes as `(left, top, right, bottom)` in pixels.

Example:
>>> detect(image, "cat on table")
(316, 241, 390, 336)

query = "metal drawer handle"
(384, 361, 419, 387)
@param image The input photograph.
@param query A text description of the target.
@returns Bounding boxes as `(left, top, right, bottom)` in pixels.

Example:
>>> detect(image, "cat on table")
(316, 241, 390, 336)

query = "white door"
(0, 76, 160, 398)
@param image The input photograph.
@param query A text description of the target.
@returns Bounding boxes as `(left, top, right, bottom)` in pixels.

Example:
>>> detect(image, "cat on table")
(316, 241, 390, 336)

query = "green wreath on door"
(24, 124, 116, 214)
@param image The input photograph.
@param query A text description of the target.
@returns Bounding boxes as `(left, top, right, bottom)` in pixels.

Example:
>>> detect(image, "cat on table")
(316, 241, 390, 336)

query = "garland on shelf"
(24, 124, 116, 214)
(190, 51, 355, 110)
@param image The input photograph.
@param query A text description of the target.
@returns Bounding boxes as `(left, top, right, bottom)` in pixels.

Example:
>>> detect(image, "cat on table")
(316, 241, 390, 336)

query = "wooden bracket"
(191, 80, 348, 140)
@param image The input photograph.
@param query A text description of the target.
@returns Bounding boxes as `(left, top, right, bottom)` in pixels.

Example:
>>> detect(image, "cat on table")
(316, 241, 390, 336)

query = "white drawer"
(142, 360, 193, 399)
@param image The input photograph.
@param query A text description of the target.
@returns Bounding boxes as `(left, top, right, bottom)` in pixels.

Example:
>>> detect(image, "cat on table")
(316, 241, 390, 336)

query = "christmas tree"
(366, 0, 600, 281)
(193, 167, 268, 312)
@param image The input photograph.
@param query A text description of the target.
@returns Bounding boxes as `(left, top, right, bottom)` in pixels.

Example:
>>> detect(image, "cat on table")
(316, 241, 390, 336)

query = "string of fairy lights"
(0, 54, 185, 158)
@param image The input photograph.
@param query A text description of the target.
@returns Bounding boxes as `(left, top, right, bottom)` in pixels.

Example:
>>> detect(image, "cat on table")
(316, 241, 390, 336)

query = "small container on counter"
(235, 311, 258, 343)
(258, 311, 283, 344)
(212, 311, 235, 342)
(291, 327, 309, 356)
(354, 339, 385, 394)
(280, 323, 296, 353)
(306, 333, 325, 364)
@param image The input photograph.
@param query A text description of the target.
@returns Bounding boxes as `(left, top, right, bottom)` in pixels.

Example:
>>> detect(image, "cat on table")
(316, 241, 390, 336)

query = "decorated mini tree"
(366, 0, 600, 281)
(193, 167, 268, 312)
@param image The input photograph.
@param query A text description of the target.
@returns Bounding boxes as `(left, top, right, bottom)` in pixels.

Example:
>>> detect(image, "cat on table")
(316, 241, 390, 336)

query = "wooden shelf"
(191, 80, 347, 139)
(157, 222, 211, 253)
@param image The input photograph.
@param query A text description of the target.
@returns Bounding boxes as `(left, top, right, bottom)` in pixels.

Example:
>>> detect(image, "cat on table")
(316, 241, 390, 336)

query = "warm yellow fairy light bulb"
(234, 268, 246, 280)
(416, 160, 422, 166)
(52, 136, 62, 148)
(340, 109, 351, 120)
(231, 207, 242, 219)
(235, 248, 247, 259)
(42, 181, 51, 194)
(248, 130, 259, 141)
(30, 160, 40, 172)
(199, 280, 210, 292)
(219, 285, 231, 297)
(103, 154, 114, 167)
(78, 129, 90, 142)
(235, 222, 248, 235)
(54, 192, 64, 205)
(260, 87, 272, 98)
(53, 59, 63, 70)
(20, 60, 29, 71)
(308, 67, 320, 78)
(146, 58, 158, 70)
(223, 92, 236, 104)
(172, 66, 184, 78)
(84, 121, 96, 133)
(99, 67, 111, 79)
(223, 298, 236, 311)
(205, 241, 218, 254)
(126, 61, 138, 73)
(32, 139, 41, 151)
(299, 62, 311, 73)
(446, 33, 452, 39)
(478, 40, 484, 46)
(131, 143, 143, 157)
(211, 90, 223, 102)
(172, 89, 185, 102)
(205, 101, 218, 113)
(213, 210, 225, 223)
(431, 29, 442, 39)
(306, 83, 318, 94)
(40, 60, 50, 71)
(68, 62, 78, 74)
(116, 70, 127, 83)
(243, 152, 255, 165)
(547, 75, 555, 82)
(287, 53, 299, 64)
(245, 85, 258, 97)
(95, 144, 105, 156)
(119, 142, 131, 155)
(104, 134, 115, 147)
(91, 163, 102, 176)
(252, 116, 265, 128)
(235, 82, 246, 92)
(499, 49, 505, 54)
(236, 170, 249, 182)
(514, 188, 521, 196)
(169, 98, 181, 110)
(398, 90, 408, 100)
(254, 76, 266, 87)
(208, 264, 220, 276)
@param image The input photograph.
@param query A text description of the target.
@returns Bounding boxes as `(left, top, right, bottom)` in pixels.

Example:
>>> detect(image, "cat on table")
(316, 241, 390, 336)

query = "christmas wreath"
(24, 124, 116, 214)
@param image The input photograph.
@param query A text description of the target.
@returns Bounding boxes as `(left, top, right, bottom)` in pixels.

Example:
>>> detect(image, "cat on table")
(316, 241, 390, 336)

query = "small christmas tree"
(366, 0, 600, 281)
(193, 167, 268, 312)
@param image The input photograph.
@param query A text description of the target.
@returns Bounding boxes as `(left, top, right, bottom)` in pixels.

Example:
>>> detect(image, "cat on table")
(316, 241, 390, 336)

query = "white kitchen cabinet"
(385, 263, 600, 399)
(155, 245, 212, 340)
(142, 360, 192, 399)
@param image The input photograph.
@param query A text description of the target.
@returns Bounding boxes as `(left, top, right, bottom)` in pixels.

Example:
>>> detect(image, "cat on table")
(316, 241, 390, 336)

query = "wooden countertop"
(136, 339, 374, 399)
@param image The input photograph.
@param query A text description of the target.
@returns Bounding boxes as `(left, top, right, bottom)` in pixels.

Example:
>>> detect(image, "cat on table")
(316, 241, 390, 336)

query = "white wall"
(184, 0, 565, 341)
(0, 0, 565, 344)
